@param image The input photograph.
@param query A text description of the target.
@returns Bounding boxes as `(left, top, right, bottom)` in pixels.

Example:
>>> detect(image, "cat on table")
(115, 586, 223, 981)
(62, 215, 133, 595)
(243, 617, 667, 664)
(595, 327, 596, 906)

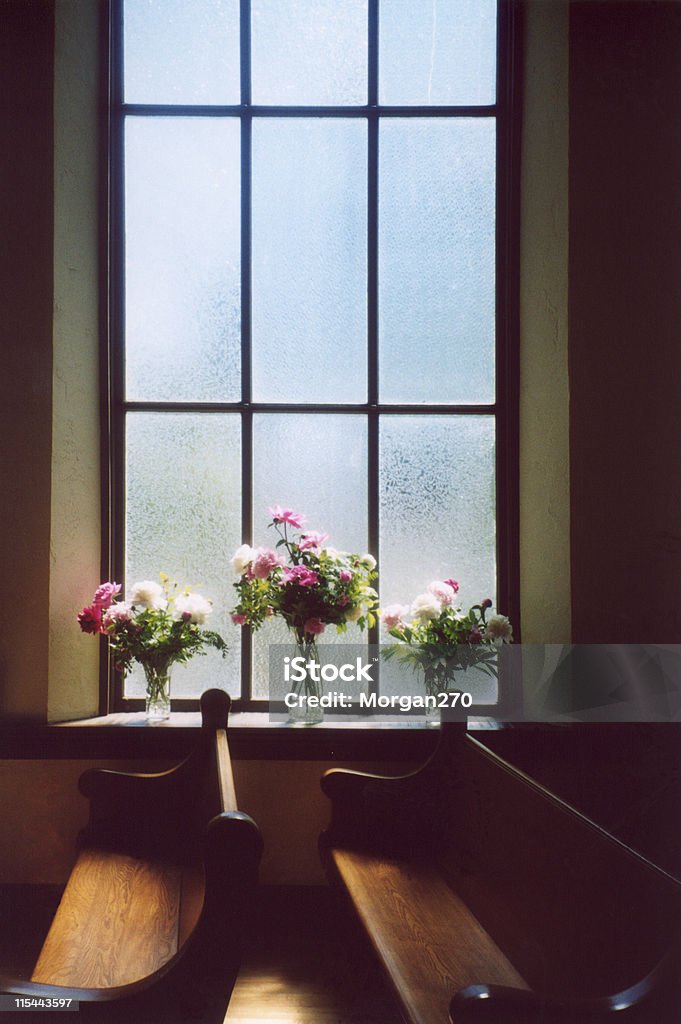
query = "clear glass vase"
(142, 661, 172, 721)
(423, 669, 446, 728)
(287, 638, 324, 726)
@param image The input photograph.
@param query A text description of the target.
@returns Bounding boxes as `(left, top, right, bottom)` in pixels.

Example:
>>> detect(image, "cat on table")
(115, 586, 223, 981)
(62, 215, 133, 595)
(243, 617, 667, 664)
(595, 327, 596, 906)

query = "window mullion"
(366, 0, 379, 695)
(241, 0, 253, 704)
(110, 0, 127, 712)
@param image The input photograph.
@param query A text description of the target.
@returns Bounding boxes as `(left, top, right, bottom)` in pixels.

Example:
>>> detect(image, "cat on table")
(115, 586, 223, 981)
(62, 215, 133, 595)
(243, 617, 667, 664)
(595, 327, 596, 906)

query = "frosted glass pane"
(125, 413, 241, 698)
(252, 120, 367, 402)
(123, 0, 240, 105)
(379, 119, 495, 404)
(379, 416, 496, 616)
(379, 0, 496, 106)
(251, 414, 368, 697)
(125, 118, 241, 403)
(252, 0, 367, 105)
(379, 646, 498, 704)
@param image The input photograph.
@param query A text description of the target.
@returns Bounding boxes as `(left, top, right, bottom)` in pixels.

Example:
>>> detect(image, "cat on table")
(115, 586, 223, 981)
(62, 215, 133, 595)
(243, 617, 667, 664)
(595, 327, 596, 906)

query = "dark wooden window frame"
(100, 0, 522, 716)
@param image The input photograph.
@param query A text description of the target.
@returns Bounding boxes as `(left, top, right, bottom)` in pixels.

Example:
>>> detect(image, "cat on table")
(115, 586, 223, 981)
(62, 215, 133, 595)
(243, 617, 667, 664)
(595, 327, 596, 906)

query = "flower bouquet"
(78, 575, 228, 719)
(381, 578, 513, 721)
(230, 506, 378, 723)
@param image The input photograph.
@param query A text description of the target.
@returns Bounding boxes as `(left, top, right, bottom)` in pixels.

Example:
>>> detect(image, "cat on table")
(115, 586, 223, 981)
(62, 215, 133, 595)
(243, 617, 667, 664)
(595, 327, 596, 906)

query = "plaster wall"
(49, 0, 102, 721)
(0, 758, 394, 886)
(519, 0, 571, 643)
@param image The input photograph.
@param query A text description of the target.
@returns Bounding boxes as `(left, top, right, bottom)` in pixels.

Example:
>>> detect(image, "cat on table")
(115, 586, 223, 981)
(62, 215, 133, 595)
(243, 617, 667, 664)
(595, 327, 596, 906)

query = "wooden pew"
(0, 689, 263, 1022)
(320, 722, 681, 1024)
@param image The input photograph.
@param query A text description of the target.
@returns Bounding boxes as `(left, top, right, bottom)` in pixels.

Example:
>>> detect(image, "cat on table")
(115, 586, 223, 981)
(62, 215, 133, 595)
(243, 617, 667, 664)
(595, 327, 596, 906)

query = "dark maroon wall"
(569, 2, 681, 641)
(0, 0, 55, 717)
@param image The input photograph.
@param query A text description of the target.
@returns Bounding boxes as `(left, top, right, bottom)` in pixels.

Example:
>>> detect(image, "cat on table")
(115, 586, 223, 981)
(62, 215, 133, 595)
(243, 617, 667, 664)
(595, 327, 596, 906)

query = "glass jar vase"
(142, 661, 172, 721)
(287, 638, 324, 726)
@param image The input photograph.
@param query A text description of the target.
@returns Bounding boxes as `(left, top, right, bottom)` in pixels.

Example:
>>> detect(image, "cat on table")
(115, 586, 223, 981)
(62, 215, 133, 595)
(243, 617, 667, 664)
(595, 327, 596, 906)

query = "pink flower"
(467, 628, 483, 644)
(93, 581, 121, 609)
(427, 580, 457, 606)
(381, 604, 409, 630)
(268, 505, 307, 529)
(339, 569, 353, 582)
(481, 598, 493, 609)
(78, 605, 103, 634)
(338, 594, 350, 607)
(231, 612, 247, 626)
(251, 547, 281, 580)
(281, 565, 319, 587)
(303, 617, 325, 636)
(443, 578, 460, 594)
(299, 531, 330, 551)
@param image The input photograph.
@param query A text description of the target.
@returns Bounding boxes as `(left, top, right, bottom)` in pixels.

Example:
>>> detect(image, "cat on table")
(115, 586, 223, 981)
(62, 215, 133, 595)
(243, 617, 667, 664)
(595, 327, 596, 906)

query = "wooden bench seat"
(0, 689, 262, 1022)
(328, 846, 527, 1024)
(31, 847, 193, 989)
(320, 723, 681, 1024)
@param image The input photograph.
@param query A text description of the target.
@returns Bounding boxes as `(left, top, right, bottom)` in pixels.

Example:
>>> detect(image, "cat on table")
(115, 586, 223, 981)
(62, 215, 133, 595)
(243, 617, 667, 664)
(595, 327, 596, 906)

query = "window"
(108, 0, 520, 710)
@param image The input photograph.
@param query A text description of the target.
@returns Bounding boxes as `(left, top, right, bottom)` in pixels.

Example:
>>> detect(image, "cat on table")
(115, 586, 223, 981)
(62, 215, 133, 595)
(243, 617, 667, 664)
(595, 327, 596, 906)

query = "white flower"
(323, 547, 342, 560)
(360, 553, 377, 571)
(484, 614, 513, 644)
(427, 580, 456, 606)
(231, 544, 256, 575)
(102, 602, 132, 626)
(411, 592, 442, 623)
(129, 580, 167, 611)
(175, 591, 212, 624)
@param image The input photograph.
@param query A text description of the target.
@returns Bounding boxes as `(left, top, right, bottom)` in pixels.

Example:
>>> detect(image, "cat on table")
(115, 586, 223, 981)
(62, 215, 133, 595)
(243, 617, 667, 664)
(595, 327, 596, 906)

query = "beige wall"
(0, 0, 100, 723)
(519, 0, 571, 643)
(49, 0, 102, 721)
(0, 758, 401, 886)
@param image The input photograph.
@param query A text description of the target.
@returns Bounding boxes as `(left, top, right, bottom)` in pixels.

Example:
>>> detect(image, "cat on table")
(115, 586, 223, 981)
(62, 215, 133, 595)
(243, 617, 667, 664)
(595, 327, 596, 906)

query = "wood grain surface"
(177, 862, 205, 950)
(31, 847, 181, 988)
(216, 729, 238, 813)
(329, 846, 527, 1024)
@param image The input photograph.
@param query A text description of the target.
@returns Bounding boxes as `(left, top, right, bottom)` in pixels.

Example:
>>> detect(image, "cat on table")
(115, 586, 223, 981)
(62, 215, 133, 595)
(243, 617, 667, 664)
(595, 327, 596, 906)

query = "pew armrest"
(451, 979, 663, 1024)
